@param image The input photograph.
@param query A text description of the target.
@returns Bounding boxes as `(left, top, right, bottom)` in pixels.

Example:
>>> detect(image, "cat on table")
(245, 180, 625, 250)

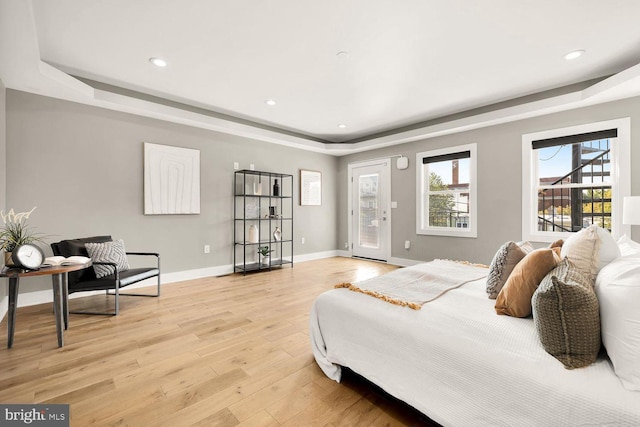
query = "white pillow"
(617, 234, 640, 257)
(561, 225, 600, 283)
(595, 254, 640, 391)
(594, 226, 621, 271)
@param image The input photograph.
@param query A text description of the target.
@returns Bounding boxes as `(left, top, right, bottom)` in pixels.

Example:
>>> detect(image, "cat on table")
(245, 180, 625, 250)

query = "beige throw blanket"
(335, 259, 489, 309)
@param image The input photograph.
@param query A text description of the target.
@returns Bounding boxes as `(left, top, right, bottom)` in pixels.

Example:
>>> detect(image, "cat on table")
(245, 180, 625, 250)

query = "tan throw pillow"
(495, 248, 561, 317)
(486, 241, 534, 299)
(560, 225, 600, 283)
(549, 239, 564, 249)
(532, 258, 601, 369)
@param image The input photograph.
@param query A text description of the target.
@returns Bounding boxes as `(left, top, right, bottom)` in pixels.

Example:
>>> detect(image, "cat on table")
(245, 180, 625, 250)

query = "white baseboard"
(294, 250, 341, 263)
(388, 257, 424, 267)
(0, 250, 343, 323)
(337, 251, 423, 267)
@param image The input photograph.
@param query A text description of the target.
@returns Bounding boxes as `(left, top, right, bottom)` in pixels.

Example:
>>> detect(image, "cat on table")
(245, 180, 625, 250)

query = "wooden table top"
(0, 262, 92, 278)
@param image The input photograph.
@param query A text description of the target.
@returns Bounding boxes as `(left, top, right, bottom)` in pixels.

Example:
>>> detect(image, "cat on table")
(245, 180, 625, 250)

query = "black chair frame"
(52, 236, 161, 316)
(81, 252, 160, 316)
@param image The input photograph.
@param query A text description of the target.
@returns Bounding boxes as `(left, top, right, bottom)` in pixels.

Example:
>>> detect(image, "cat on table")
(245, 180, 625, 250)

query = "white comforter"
(310, 269, 640, 426)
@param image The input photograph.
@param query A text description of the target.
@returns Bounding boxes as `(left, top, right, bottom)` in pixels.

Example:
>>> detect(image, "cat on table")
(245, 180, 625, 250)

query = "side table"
(0, 262, 91, 348)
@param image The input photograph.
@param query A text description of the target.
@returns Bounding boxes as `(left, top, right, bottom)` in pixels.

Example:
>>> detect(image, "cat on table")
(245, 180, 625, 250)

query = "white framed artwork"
(144, 142, 201, 214)
(300, 169, 322, 206)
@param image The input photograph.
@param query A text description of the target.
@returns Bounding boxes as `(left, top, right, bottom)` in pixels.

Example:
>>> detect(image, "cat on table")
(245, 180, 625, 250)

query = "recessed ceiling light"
(337, 124, 347, 129)
(564, 50, 585, 60)
(149, 57, 167, 67)
(265, 99, 276, 106)
(336, 51, 350, 60)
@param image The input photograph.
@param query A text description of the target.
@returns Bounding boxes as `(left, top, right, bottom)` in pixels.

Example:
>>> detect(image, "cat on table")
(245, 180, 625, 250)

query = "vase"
(4, 252, 14, 267)
(273, 227, 281, 241)
(248, 225, 259, 243)
(261, 255, 270, 266)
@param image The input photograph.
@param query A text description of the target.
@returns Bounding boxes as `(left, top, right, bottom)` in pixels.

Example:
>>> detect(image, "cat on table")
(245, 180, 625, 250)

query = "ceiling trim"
(2, 0, 640, 156)
(9, 60, 640, 156)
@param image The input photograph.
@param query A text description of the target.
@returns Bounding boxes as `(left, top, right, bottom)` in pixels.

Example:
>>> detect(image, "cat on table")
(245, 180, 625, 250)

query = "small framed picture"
(300, 169, 321, 206)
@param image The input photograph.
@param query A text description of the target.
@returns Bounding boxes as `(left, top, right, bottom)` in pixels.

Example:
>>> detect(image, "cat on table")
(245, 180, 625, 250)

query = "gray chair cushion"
(85, 239, 130, 278)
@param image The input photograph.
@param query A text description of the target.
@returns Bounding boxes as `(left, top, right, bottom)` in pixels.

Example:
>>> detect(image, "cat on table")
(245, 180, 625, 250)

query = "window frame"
(522, 118, 631, 243)
(416, 143, 477, 238)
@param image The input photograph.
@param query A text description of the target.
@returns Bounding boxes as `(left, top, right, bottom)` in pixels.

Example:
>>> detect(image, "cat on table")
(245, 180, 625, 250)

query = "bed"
(310, 234, 640, 426)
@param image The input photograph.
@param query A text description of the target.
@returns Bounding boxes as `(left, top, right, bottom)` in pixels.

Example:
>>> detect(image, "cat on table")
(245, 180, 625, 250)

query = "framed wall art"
(144, 142, 200, 214)
(300, 169, 321, 206)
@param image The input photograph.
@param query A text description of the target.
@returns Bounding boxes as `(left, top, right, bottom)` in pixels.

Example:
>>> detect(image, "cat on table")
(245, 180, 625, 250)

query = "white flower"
(1, 207, 36, 224)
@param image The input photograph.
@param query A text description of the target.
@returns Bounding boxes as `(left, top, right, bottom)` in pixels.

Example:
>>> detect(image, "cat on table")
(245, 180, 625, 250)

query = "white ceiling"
(2, 0, 640, 154)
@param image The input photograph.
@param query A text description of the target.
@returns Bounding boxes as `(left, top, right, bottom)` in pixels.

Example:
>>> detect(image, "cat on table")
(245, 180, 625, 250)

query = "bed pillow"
(495, 247, 561, 317)
(532, 258, 600, 369)
(486, 241, 534, 299)
(560, 225, 600, 283)
(617, 234, 640, 257)
(595, 254, 640, 391)
(85, 239, 130, 279)
(594, 226, 621, 272)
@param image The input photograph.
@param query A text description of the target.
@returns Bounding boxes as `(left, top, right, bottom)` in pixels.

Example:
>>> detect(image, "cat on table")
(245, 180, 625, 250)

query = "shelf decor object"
(234, 170, 293, 274)
(144, 142, 200, 214)
(248, 224, 259, 243)
(300, 169, 321, 206)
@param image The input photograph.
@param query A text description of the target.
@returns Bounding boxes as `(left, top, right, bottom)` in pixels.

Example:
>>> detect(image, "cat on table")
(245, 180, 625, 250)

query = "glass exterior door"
(351, 161, 389, 261)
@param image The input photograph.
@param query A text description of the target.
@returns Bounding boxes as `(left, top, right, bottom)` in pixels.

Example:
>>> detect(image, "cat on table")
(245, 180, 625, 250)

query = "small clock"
(11, 244, 45, 270)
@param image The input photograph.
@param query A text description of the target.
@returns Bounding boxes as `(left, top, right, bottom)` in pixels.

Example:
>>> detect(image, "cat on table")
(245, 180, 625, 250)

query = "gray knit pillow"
(85, 239, 130, 279)
(486, 241, 533, 299)
(532, 258, 601, 369)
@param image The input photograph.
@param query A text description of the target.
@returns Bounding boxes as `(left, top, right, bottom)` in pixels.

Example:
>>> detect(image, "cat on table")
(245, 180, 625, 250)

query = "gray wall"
(5, 88, 640, 296)
(338, 96, 640, 265)
(0, 80, 6, 303)
(5, 90, 339, 294)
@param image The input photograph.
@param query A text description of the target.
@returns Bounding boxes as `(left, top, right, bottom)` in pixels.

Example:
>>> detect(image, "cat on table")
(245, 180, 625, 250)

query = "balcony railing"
(537, 140, 611, 232)
(429, 210, 469, 228)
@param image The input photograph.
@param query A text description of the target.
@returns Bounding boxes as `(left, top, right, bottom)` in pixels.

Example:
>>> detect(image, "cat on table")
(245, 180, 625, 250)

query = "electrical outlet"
(249, 163, 255, 170)
(204, 245, 210, 254)
(301, 237, 305, 244)
(404, 240, 411, 250)
(344, 242, 349, 249)
(233, 162, 239, 170)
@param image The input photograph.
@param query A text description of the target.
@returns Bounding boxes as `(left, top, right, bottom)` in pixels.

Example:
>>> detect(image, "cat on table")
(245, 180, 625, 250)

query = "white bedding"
(310, 268, 640, 426)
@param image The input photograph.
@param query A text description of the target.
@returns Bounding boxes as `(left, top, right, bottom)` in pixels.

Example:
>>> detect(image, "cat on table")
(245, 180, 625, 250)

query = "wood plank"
(0, 257, 437, 426)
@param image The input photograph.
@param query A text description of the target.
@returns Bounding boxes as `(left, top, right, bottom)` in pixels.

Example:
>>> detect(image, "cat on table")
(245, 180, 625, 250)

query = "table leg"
(7, 277, 19, 349)
(51, 274, 64, 347)
(62, 272, 69, 330)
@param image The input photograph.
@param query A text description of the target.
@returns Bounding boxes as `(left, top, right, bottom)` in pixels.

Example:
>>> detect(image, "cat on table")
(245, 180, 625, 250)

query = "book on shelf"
(41, 256, 91, 266)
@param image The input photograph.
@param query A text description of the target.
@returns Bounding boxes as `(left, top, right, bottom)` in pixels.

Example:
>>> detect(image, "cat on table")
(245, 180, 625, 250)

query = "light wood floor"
(0, 257, 439, 426)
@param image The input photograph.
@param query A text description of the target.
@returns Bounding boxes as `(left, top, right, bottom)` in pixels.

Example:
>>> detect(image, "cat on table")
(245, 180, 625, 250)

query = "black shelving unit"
(234, 170, 293, 274)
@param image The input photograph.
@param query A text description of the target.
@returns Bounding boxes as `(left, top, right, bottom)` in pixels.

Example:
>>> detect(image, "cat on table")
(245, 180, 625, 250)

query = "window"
(416, 143, 477, 237)
(522, 118, 630, 242)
